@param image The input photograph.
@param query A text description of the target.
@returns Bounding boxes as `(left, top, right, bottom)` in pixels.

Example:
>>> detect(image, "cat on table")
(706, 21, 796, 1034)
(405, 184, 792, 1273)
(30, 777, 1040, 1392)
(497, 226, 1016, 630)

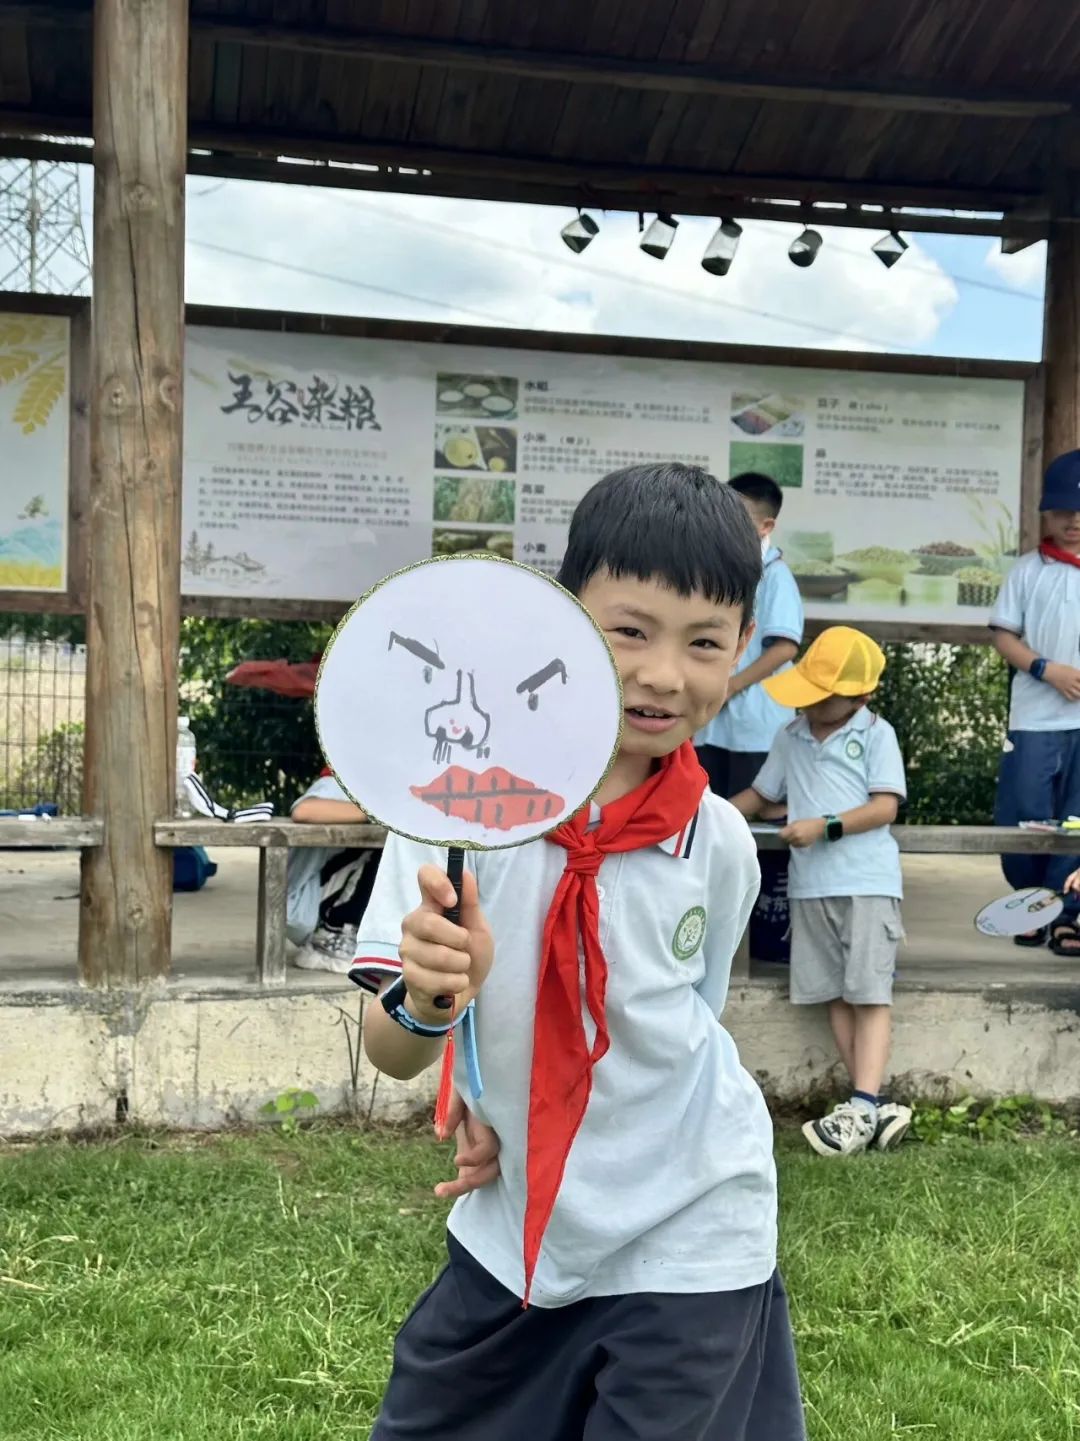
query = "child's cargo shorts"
(789, 895, 904, 1005)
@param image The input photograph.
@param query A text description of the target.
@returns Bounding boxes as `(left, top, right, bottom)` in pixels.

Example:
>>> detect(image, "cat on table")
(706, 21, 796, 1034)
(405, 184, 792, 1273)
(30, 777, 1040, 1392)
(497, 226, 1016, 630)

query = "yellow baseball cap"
(763, 626, 886, 710)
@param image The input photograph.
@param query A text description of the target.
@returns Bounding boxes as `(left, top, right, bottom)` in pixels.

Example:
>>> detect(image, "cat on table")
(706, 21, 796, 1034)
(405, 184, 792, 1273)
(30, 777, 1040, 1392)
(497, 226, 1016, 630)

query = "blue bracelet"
(381, 976, 471, 1037)
(1030, 658, 1049, 682)
(380, 978, 484, 1099)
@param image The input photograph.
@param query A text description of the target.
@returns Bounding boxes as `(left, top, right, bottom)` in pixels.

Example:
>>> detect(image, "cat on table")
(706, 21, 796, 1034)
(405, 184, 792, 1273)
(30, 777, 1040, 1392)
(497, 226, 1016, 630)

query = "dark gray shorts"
(790, 896, 904, 1005)
(371, 1234, 806, 1441)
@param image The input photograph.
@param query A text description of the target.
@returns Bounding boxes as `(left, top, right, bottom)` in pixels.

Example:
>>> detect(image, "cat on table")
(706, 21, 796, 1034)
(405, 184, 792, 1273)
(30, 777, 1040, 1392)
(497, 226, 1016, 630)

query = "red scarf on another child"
(1039, 540, 1080, 571)
(518, 740, 708, 1303)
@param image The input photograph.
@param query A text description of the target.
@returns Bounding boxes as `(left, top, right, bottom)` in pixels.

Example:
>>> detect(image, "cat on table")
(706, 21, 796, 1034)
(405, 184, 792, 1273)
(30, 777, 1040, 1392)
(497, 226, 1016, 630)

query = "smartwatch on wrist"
(1030, 657, 1049, 683)
(824, 814, 844, 843)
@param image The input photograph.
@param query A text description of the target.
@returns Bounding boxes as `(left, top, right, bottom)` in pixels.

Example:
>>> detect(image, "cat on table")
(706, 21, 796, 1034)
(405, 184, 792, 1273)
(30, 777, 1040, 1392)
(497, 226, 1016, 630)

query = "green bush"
(875, 643, 1009, 824)
(0, 612, 1011, 823)
(8, 720, 84, 814)
(179, 617, 333, 816)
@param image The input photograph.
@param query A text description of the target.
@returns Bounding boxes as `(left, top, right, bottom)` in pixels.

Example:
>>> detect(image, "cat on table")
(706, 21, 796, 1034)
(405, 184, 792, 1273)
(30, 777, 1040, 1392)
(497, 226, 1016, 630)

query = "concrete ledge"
(725, 976, 1080, 1104)
(0, 985, 436, 1136)
(3, 971, 1080, 1136)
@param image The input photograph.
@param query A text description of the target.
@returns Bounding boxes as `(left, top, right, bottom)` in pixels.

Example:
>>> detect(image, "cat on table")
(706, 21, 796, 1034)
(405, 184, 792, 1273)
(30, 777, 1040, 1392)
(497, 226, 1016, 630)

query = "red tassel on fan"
(433, 1023, 456, 1137)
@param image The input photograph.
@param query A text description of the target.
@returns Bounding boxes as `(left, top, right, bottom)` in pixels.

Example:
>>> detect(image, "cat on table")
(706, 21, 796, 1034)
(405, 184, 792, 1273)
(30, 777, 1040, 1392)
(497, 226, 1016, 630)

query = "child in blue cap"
(991, 450, 1080, 954)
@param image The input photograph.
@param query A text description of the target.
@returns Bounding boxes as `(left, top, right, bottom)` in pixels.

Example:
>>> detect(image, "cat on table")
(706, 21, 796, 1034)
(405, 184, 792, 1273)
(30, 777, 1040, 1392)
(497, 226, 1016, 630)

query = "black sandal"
(1014, 927, 1049, 948)
(1049, 920, 1080, 957)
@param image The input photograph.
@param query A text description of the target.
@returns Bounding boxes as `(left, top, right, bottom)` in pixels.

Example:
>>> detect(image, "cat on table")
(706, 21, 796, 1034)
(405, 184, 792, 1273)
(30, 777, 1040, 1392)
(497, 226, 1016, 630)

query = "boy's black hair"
(728, 471, 783, 519)
(557, 462, 761, 626)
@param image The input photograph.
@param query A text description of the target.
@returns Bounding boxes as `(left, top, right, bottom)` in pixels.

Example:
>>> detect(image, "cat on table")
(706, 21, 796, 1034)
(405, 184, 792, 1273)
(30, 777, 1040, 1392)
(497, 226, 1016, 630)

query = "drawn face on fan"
(316, 556, 622, 848)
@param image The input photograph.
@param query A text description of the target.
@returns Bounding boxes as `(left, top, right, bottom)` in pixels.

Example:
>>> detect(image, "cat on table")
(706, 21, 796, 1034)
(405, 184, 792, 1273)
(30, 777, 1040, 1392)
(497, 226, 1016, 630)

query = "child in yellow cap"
(731, 626, 910, 1157)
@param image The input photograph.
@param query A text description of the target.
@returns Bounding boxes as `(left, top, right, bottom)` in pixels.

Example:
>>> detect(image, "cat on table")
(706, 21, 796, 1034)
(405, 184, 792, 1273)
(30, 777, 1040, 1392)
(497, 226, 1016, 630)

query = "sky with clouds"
(3, 161, 1048, 362)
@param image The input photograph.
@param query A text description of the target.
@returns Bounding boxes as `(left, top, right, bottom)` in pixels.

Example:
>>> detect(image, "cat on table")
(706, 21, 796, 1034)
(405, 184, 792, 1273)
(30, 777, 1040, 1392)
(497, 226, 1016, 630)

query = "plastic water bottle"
(176, 716, 197, 817)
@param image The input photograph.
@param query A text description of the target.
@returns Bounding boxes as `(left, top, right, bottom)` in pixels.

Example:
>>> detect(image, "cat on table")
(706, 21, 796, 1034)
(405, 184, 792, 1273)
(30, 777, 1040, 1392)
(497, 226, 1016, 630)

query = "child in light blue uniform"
(696, 473, 803, 961)
(991, 451, 1080, 955)
(696, 474, 803, 795)
(733, 627, 911, 1158)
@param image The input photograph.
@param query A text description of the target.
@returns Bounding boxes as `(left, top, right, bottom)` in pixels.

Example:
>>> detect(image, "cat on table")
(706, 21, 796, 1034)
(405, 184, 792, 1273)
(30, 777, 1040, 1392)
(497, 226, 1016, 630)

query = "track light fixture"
(701, 219, 743, 276)
(639, 213, 679, 260)
(788, 228, 823, 269)
(560, 211, 599, 254)
(872, 230, 908, 269)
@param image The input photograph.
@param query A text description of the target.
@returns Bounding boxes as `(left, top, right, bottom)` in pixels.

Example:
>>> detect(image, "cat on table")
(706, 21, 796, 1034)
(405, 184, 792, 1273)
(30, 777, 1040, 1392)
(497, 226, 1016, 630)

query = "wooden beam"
(185, 125, 1050, 216)
(753, 826, 1080, 855)
(1020, 367, 1046, 554)
(0, 817, 103, 847)
(3, 3, 1072, 118)
(255, 845, 288, 985)
(1041, 220, 1080, 472)
(0, 132, 1046, 237)
(154, 820, 387, 849)
(0, 116, 1048, 222)
(79, 0, 188, 988)
(152, 818, 1080, 857)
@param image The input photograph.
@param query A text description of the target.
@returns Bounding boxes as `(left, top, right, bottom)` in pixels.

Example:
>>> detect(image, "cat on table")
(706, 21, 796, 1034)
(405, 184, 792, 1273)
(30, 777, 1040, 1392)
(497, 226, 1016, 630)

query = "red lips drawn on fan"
(411, 766, 566, 831)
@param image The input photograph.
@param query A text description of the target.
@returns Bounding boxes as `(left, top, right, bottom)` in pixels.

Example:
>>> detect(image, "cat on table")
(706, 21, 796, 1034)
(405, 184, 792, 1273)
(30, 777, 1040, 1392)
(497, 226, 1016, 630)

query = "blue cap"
(1042, 450, 1080, 512)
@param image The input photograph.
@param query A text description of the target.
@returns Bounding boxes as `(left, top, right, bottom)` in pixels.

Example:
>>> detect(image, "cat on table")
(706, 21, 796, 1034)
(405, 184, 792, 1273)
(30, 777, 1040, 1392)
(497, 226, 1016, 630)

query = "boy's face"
(1044, 508, 1080, 552)
(577, 569, 751, 762)
(739, 496, 775, 542)
(803, 694, 867, 727)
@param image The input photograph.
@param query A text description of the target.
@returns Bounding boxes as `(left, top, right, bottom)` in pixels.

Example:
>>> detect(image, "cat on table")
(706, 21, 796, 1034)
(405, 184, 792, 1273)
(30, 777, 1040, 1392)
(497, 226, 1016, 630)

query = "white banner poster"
(0, 312, 70, 592)
(183, 325, 1025, 625)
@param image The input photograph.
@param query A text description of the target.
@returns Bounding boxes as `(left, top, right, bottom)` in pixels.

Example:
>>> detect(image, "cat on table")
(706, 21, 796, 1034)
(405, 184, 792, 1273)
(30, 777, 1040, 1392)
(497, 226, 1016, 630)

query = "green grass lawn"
(2, 1127, 1079, 1440)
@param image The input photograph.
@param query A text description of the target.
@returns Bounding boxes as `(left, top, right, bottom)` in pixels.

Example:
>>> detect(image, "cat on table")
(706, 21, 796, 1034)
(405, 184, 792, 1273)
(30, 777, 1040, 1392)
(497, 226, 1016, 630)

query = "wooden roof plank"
(582, 0, 649, 56)
(657, 0, 723, 62)
(0, 22, 31, 106)
(628, 0, 689, 61)
(452, 0, 495, 44)
(665, 91, 763, 174)
(212, 41, 244, 125)
(235, 4, 272, 126)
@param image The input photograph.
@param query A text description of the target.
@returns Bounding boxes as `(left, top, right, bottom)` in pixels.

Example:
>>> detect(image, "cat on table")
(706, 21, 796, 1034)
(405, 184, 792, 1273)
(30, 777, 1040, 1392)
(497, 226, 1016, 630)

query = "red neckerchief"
(1040, 540, 1080, 571)
(513, 741, 707, 1304)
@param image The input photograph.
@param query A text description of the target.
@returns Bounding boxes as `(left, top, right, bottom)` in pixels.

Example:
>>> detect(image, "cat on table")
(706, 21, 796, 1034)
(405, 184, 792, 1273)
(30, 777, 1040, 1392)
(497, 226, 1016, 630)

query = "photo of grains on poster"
(435, 372, 519, 421)
(784, 499, 1017, 614)
(433, 476, 516, 526)
(434, 424, 517, 475)
(730, 439, 804, 490)
(730, 391, 806, 439)
(431, 528, 513, 559)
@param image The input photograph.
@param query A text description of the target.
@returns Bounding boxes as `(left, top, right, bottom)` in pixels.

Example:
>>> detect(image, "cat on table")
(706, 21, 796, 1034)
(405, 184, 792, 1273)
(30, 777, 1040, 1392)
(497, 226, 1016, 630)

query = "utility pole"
(0, 158, 91, 294)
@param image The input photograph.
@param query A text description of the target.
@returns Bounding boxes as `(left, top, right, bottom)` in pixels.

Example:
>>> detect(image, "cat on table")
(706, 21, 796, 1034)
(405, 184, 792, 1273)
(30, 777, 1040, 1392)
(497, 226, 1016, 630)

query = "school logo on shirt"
(845, 737, 865, 760)
(672, 906, 707, 961)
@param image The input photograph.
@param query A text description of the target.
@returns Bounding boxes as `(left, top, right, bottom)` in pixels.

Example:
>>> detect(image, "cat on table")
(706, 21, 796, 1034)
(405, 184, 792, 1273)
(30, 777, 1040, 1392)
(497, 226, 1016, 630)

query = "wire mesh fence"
(0, 633, 86, 813)
(0, 623, 326, 821)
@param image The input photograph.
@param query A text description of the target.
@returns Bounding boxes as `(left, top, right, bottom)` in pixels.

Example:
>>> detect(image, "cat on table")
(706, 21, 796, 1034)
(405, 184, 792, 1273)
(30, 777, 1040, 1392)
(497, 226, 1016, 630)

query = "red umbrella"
(225, 658, 320, 699)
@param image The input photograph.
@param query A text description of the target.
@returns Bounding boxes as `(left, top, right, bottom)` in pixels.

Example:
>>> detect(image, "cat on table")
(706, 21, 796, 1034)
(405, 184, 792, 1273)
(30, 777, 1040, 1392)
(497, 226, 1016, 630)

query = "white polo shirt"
(753, 708, 906, 900)
(353, 794, 776, 1308)
(991, 551, 1080, 732)
(697, 547, 804, 755)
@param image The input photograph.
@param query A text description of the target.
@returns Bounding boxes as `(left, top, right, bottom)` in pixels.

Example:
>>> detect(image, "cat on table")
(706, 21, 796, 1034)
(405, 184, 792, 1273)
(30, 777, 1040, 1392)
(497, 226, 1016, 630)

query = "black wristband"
(380, 976, 455, 1036)
(1030, 658, 1048, 682)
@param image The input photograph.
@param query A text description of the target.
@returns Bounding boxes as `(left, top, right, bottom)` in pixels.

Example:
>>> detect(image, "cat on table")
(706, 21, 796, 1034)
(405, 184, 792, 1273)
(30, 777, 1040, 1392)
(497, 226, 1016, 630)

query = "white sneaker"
(292, 924, 358, 975)
(872, 1102, 913, 1151)
(802, 1102, 875, 1157)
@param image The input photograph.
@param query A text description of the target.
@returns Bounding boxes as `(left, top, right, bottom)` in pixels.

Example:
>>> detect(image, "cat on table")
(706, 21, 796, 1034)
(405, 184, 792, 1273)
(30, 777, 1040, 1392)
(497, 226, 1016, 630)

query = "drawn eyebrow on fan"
(516, 658, 567, 695)
(388, 632, 445, 670)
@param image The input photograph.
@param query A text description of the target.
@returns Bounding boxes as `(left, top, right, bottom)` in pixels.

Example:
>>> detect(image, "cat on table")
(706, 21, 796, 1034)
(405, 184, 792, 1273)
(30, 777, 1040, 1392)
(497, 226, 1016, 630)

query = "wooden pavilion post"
(1042, 221, 1080, 474)
(79, 0, 189, 987)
